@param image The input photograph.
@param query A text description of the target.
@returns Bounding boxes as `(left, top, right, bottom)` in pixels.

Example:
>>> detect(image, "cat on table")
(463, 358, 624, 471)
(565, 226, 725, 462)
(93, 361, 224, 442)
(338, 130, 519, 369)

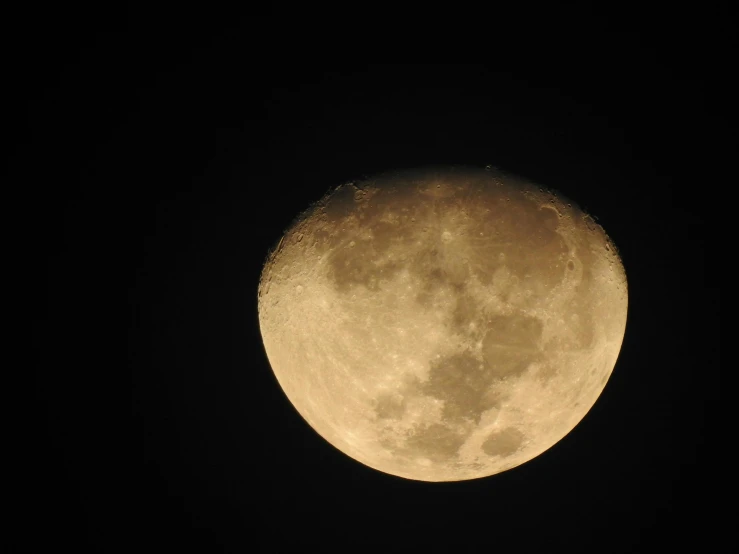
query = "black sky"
(19, 8, 722, 553)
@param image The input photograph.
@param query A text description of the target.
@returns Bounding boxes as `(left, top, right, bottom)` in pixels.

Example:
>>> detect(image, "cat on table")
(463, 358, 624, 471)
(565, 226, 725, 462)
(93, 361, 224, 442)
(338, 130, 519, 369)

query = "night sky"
(21, 8, 721, 553)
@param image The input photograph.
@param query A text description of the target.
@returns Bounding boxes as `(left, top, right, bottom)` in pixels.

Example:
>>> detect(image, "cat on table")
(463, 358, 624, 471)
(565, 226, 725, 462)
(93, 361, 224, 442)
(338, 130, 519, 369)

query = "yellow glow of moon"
(258, 166, 627, 482)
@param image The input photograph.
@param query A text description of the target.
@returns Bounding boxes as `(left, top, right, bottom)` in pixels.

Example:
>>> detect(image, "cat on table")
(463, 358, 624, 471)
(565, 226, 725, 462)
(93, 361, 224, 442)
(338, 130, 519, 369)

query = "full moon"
(258, 166, 627, 481)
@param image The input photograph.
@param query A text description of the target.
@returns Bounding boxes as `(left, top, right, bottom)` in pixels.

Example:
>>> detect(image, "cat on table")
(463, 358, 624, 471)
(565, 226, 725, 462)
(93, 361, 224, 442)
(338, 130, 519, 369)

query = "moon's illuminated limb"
(258, 166, 627, 482)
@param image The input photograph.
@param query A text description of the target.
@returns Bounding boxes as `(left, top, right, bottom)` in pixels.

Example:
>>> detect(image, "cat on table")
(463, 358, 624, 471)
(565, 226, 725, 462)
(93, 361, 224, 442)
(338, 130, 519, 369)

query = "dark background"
(17, 7, 722, 553)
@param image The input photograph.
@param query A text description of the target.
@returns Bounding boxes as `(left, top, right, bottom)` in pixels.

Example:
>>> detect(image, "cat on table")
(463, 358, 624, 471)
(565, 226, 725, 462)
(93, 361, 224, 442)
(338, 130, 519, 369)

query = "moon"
(258, 166, 627, 482)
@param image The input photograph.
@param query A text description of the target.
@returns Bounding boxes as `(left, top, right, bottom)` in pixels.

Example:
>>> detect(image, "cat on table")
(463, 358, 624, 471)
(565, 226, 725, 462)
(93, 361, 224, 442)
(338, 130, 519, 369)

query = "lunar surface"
(258, 166, 627, 481)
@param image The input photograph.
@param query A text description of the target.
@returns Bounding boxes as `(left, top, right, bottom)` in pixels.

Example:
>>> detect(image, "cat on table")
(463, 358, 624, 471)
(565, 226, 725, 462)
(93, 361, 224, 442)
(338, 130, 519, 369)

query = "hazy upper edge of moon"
(258, 165, 628, 482)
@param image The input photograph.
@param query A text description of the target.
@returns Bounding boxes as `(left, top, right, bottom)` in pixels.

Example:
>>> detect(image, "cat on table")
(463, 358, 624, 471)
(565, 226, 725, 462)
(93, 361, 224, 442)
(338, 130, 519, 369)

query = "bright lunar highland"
(258, 166, 627, 481)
